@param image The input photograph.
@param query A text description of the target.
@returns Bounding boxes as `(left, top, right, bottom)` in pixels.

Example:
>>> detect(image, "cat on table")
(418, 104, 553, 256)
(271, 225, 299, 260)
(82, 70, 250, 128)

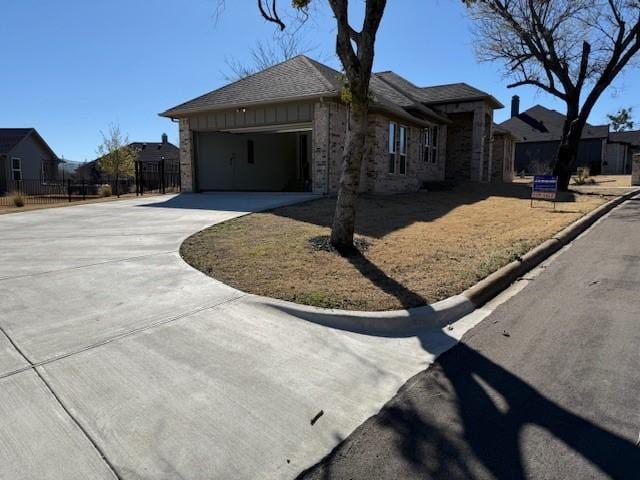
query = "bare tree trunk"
(330, 101, 369, 252)
(554, 101, 586, 190)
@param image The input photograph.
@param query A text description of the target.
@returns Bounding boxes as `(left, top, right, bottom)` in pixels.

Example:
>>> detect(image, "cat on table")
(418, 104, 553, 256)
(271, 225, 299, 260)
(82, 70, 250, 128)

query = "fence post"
(68, 179, 72, 202)
(161, 157, 166, 194)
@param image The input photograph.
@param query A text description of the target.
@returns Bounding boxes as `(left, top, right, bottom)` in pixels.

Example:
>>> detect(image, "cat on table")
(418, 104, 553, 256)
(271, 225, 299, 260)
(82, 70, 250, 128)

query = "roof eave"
(425, 95, 504, 109)
(160, 92, 338, 119)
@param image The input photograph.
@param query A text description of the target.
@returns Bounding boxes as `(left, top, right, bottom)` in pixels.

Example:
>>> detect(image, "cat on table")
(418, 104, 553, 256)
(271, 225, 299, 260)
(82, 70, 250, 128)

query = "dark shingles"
(161, 56, 340, 117)
(500, 105, 609, 142)
(130, 142, 179, 163)
(375, 72, 502, 107)
(609, 130, 640, 147)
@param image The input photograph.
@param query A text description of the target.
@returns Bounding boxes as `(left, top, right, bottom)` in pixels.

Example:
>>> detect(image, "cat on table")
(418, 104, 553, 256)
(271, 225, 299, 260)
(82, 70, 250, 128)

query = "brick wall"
(312, 102, 443, 194)
(633, 153, 640, 186)
(445, 112, 474, 181)
(178, 118, 194, 192)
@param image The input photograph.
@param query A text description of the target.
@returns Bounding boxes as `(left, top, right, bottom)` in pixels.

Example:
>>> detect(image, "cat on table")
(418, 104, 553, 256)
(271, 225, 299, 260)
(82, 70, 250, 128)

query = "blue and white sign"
(532, 175, 558, 201)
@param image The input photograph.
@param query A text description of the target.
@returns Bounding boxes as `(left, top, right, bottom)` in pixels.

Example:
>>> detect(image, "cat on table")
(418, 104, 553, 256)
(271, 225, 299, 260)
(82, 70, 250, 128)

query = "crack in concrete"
(0, 292, 247, 479)
(0, 323, 123, 479)
(0, 249, 177, 282)
(0, 293, 246, 381)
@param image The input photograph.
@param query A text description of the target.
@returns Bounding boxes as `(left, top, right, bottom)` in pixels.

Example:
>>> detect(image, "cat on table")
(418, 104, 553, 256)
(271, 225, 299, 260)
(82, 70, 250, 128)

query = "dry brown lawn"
(513, 174, 632, 188)
(181, 183, 611, 311)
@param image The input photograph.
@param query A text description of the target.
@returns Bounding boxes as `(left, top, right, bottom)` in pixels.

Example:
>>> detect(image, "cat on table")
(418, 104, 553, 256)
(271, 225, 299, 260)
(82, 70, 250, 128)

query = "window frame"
(431, 126, 439, 164)
(398, 125, 408, 175)
(11, 157, 22, 181)
(388, 122, 397, 174)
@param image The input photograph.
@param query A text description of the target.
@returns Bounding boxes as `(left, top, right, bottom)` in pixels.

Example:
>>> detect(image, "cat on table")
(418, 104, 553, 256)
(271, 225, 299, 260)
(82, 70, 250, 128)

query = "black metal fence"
(135, 159, 181, 195)
(0, 160, 180, 207)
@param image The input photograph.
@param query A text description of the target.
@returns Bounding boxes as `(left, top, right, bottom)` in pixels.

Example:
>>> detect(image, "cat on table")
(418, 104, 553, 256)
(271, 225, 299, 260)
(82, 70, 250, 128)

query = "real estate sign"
(531, 175, 558, 201)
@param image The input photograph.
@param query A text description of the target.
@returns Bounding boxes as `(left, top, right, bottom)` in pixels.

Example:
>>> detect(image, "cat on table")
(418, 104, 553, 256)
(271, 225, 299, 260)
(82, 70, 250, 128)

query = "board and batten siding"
(187, 101, 315, 131)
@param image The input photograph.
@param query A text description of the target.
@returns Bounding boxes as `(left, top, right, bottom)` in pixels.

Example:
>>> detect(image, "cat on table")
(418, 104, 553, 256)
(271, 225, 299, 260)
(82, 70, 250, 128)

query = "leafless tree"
(223, 34, 315, 81)
(466, 0, 640, 189)
(217, 0, 387, 251)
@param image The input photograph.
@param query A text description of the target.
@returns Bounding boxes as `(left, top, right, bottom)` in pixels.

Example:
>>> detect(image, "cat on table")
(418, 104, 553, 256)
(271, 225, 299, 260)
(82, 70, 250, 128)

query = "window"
(388, 122, 397, 174)
(423, 126, 439, 164)
(11, 157, 22, 181)
(399, 126, 407, 174)
(431, 126, 438, 164)
(247, 140, 254, 164)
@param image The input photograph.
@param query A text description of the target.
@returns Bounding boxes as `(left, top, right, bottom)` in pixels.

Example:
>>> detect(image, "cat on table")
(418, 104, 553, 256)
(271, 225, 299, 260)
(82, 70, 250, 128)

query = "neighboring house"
(77, 133, 179, 183)
(501, 98, 611, 174)
(0, 128, 61, 194)
(161, 55, 505, 194)
(606, 130, 640, 174)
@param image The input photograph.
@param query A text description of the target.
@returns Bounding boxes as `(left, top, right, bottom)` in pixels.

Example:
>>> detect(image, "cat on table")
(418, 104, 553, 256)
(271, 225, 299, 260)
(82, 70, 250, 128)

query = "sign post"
(531, 175, 558, 208)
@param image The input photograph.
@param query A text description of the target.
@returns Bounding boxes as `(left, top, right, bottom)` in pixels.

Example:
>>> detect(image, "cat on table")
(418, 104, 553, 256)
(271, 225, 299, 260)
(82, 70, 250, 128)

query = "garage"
(194, 128, 312, 192)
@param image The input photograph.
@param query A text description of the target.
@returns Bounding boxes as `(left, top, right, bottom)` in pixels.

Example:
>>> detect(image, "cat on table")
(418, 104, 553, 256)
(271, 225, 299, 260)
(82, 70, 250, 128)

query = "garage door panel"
(196, 131, 306, 192)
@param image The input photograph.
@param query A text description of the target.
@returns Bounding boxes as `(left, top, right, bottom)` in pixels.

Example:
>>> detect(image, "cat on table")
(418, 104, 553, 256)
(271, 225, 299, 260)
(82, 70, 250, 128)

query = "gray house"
(606, 130, 640, 174)
(161, 55, 505, 194)
(0, 128, 61, 194)
(501, 98, 611, 174)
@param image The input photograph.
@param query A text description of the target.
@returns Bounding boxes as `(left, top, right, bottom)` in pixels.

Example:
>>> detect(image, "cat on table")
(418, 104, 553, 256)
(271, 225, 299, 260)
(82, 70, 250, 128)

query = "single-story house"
(606, 130, 640, 175)
(76, 133, 179, 183)
(160, 55, 507, 194)
(500, 98, 613, 175)
(0, 128, 61, 194)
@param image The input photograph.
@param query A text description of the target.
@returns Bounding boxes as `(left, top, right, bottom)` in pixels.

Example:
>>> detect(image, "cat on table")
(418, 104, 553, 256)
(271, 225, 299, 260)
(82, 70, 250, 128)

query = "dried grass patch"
(181, 183, 610, 311)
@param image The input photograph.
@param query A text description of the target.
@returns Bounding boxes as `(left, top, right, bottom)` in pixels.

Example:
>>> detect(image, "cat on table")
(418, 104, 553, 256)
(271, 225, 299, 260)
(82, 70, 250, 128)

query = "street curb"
(461, 189, 638, 308)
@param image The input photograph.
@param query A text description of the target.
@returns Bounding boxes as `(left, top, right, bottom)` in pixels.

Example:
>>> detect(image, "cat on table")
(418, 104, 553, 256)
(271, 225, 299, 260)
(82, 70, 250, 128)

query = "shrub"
(10, 191, 25, 207)
(99, 184, 113, 197)
(574, 167, 596, 185)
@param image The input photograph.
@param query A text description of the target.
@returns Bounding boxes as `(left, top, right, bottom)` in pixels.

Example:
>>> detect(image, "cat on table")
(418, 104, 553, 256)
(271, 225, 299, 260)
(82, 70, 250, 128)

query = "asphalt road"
(299, 196, 640, 480)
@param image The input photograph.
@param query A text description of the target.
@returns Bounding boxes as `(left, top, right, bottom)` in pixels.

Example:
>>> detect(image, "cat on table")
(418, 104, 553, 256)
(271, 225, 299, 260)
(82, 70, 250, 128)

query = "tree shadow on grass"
(269, 182, 581, 239)
(341, 248, 427, 309)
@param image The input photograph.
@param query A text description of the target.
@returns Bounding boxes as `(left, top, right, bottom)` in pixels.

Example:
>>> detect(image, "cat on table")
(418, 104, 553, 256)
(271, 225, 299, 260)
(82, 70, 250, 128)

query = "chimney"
(161, 133, 168, 144)
(511, 95, 520, 118)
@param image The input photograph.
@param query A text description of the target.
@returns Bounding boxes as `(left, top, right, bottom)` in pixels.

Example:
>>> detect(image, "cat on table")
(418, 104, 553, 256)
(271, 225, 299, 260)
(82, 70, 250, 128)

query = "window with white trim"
(388, 122, 397, 174)
(399, 125, 407, 174)
(11, 157, 22, 181)
(423, 126, 439, 164)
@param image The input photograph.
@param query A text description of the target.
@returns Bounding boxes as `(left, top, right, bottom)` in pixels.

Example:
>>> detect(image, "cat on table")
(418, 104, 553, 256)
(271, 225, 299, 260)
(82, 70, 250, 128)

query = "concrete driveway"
(0, 193, 463, 480)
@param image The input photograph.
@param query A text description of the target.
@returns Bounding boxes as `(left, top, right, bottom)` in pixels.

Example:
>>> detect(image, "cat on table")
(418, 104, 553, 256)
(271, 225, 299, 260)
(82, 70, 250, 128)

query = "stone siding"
(179, 118, 195, 192)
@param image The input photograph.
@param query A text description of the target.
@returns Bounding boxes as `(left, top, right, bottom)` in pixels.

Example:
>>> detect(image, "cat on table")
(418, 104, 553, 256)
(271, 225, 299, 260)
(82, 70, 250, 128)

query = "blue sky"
(2, 0, 639, 162)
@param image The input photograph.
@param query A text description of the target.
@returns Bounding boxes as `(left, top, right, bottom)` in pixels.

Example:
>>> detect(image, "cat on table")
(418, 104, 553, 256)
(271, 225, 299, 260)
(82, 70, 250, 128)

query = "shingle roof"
(609, 130, 640, 147)
(492, 123, 522, 140)
(500, 105, 609, 142)
(130, 142, 179, 163)
(162, 56, 341, 117)
(0, 128, 33, 154)
(162, 55, 450, 124)
(375, 72, 503, 108)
